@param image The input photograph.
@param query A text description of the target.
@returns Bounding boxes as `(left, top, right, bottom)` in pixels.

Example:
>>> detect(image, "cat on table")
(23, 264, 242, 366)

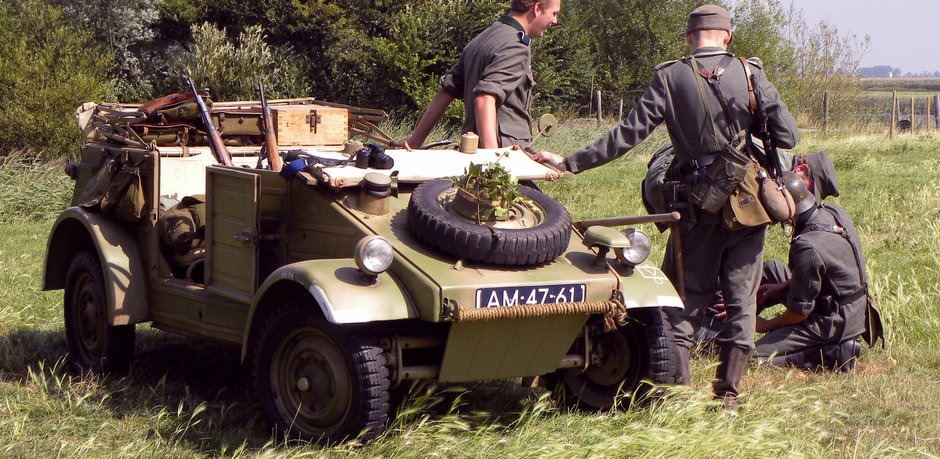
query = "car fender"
(42, 207, 149, 325)
(618, 264, 684, 309)
(242, 259, 417, 361)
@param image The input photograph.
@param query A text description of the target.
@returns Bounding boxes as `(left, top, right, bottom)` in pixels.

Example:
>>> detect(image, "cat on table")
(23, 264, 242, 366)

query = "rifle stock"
(257, 83, 283, 171)
(186, 77, 233, 167)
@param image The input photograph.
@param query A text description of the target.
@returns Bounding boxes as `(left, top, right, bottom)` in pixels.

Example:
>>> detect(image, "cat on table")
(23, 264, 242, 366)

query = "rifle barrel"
(187, 77, 233, 167)
(258, 83, 282, 172)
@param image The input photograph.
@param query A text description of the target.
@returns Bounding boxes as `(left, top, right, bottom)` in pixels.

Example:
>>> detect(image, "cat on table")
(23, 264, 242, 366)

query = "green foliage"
(174, 22, 304, 100)
(51, 0, 167, 102)
(0, 0, 112, 155)
(452, 152, 531, 220)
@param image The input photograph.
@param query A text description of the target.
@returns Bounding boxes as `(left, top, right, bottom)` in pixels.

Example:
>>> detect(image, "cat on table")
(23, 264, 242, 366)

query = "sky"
(782, 0, 939, 75)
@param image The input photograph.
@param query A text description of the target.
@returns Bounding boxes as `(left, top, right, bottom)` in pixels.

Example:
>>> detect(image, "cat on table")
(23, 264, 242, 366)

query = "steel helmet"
(781, 170, 816, 215)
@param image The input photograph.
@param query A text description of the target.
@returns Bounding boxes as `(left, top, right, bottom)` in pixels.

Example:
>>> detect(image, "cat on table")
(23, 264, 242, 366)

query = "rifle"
(257, 83, 283, 172)
(749, 74, 781, 178)
(186, 77, 233, 167)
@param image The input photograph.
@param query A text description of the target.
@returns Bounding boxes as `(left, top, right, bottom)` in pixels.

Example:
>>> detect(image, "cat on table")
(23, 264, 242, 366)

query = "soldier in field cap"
(534, 3, 799, 406)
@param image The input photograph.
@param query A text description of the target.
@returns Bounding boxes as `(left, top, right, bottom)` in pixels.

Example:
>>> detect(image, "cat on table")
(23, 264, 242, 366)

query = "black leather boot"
(712, 345, 749, 409)
(821, 338, 861, 373)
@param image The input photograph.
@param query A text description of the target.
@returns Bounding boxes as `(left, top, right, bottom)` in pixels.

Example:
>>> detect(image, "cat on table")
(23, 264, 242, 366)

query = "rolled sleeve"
(472, 42, 529, 105)
(784, 242, 824, 316)
(440, 62, 464, 99)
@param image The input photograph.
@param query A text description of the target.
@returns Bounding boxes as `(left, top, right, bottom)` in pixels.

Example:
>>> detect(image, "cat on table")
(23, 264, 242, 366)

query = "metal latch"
(305, 110, 321, 133)
(233, 228, 257, 248)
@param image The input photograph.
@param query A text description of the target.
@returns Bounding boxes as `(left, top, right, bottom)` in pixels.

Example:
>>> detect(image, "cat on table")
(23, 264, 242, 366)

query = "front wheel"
(548, 308, 675, 410)
(251, 301, 390, 444)
(63, 249, 135, 373)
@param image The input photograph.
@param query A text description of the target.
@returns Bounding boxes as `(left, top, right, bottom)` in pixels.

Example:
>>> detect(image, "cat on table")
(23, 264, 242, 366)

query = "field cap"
(687, 4, 732, 32)
(804, 151, 840, 200)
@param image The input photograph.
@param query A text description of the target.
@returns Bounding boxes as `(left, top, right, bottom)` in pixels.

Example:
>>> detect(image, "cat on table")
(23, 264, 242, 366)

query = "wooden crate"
(273, 105, 348, 146)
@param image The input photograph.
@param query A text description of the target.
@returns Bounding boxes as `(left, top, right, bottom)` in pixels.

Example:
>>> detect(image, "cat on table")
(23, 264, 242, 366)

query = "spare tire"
(407, 179, 571, 266)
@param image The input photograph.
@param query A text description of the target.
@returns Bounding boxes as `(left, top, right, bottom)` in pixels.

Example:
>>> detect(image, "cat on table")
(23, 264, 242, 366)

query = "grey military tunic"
(440, 15, 535, 147)
(562, 47, 799, 352)
(755, 204, 868, 357)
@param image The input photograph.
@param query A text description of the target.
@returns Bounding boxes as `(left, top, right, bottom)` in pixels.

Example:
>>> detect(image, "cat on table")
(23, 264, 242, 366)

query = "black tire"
(251, 301, 390, 444)
(548, 308, 675, 410)
(407, 179, 571, 266)
(63, 250, 135, 374)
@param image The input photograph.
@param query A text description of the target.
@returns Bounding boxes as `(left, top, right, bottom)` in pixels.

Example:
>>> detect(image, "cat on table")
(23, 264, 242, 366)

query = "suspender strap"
(738, 57, 758, 112)
(689, 55, 744, 146)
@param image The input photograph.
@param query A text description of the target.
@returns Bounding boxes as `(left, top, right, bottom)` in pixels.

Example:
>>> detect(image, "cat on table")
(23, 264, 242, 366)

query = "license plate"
(475, 284, 586, 309)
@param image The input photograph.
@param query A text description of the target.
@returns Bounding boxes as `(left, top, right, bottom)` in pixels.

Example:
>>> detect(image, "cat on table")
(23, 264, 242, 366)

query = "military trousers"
(662, 209, 766, 353)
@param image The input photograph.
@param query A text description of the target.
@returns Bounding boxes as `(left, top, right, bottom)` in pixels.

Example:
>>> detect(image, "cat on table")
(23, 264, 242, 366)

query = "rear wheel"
(251, 301, 390, 444)
(549, 308, 674, 410)
(63, 250, 135, 373)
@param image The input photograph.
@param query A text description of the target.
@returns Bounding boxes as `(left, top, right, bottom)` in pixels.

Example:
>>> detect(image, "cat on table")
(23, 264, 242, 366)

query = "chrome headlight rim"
(614, 228, 651, 266)
(354, 235, 394, 276)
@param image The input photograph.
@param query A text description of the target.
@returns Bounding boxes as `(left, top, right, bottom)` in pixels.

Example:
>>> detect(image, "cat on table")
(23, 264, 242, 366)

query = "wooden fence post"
(596, 91, 603, 122)
(588, 76, 594, 118)
(823, 91, 830, 132)
(911, 96, 916, 133)
(618, 98, 624, 121)
(890, 90, 897, 138)
(935, 95, 940, 130)
(927, 96, 932, 132)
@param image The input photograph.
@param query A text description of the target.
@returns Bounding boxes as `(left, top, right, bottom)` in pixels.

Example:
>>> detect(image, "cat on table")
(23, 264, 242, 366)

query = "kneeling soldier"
(754, 171, 879, 372)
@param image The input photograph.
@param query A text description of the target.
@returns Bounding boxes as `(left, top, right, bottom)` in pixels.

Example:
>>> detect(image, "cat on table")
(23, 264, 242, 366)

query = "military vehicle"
(43, 92, 683, 444)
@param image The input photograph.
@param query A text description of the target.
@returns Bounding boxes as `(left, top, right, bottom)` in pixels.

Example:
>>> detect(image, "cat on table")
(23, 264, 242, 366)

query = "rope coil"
(454, 300, 623, 324)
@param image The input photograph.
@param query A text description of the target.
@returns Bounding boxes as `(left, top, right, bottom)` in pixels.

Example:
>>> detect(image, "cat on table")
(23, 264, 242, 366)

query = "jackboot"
(712, 345, 750, 409)
(674, 344, 691, 385)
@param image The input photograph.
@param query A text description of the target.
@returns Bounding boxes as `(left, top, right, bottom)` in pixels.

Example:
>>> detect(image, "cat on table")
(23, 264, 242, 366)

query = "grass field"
(1, 128, 939, 457)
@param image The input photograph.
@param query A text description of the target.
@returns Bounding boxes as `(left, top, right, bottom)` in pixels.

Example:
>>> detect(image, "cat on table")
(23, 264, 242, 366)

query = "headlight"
(354, 235, 394, 276)
(615, 228, 651, 266)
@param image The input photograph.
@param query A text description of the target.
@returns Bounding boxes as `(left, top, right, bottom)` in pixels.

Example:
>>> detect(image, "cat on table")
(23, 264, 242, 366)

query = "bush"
(174, 22, 305, 100)
(0, 0, 112, 156)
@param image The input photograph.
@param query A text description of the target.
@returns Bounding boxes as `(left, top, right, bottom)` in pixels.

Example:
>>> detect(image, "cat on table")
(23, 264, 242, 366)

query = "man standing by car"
(753, 170, 881, 372)
(533, 5, 799, 404)
(402, 0, 561, 149)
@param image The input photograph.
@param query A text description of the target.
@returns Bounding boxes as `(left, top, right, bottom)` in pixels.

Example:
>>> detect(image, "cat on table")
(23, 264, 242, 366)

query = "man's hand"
(757, 281, 789, 308)
(709, 293, 727, 322)
(530, 151, 566, 171)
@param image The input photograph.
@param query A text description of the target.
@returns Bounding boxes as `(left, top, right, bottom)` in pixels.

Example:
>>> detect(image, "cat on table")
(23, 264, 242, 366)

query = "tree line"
(0, 0, 868, 156)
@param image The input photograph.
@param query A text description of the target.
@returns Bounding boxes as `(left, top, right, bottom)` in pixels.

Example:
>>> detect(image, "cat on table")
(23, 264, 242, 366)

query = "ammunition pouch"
(691, 144, 748, 214)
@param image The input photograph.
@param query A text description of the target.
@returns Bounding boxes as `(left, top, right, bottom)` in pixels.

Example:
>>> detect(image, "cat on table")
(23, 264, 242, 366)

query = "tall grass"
(0, 150, 73, 222)
(0, 129, 938, 456)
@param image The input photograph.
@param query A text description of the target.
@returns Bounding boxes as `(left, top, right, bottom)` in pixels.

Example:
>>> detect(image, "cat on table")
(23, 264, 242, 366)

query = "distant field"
(859, 78, 940, 92)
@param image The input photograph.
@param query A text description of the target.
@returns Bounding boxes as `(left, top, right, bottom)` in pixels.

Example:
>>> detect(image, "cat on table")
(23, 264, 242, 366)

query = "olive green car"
(44, 98, 683, 444)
